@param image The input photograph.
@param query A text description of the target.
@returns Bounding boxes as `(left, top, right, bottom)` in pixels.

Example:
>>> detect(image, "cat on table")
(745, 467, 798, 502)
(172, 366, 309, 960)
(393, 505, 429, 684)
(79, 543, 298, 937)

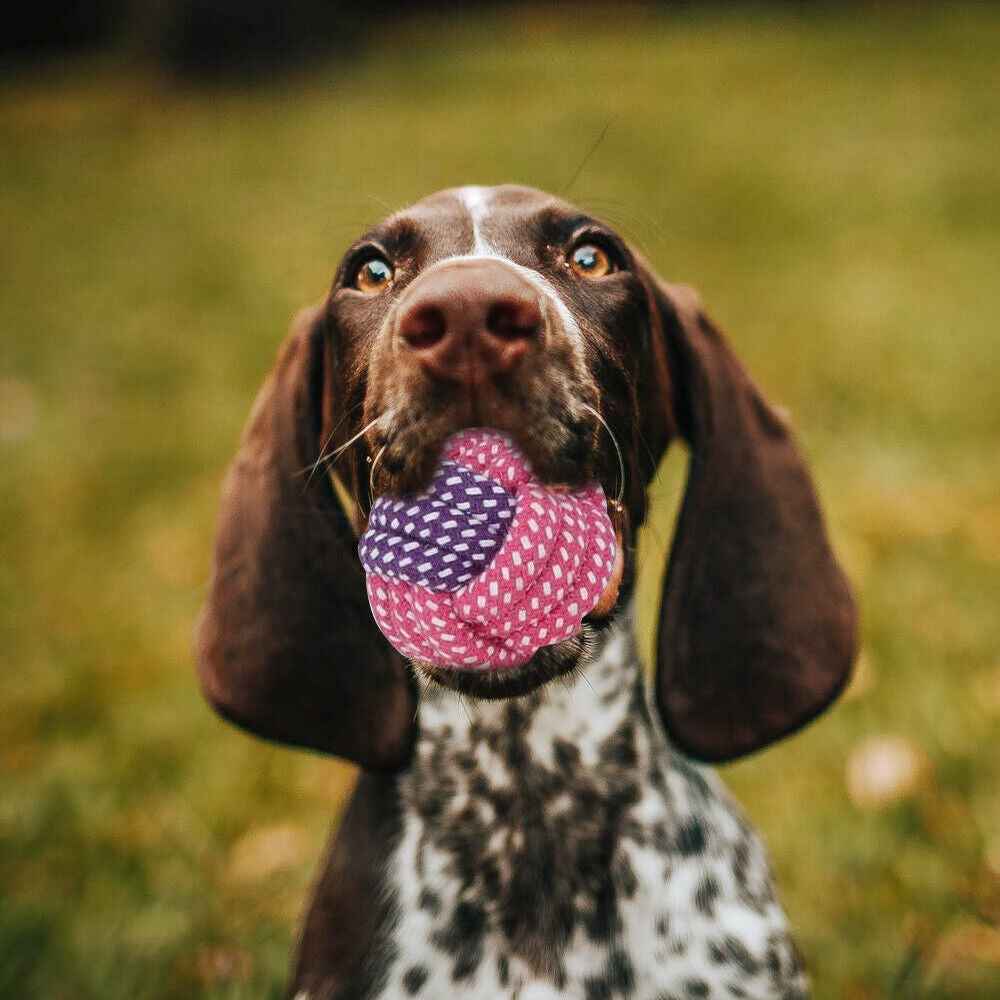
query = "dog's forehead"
(415, 184, 559, 221)
(391, 185, 578, 256)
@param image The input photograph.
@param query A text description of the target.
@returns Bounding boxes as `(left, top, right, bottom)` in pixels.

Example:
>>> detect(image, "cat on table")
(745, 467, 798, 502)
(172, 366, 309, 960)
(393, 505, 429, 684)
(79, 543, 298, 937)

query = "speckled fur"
(366, 605, 808, 1000)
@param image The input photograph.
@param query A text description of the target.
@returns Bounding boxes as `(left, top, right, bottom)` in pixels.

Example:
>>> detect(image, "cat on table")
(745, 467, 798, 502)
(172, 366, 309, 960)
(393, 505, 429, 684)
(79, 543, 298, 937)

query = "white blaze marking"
(452, 185, 587, 372)
(458, 185, 495, 254)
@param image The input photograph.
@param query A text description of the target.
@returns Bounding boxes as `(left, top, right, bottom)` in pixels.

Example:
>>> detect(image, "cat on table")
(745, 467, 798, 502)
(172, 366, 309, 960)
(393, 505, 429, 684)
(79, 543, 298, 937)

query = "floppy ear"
(647, 279, 857, 762)
(195, 302, 416, 770)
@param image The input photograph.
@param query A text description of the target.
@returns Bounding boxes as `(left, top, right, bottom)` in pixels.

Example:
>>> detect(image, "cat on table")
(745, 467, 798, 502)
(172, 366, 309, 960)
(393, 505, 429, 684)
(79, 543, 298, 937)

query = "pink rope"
(360, 429, 616, 670)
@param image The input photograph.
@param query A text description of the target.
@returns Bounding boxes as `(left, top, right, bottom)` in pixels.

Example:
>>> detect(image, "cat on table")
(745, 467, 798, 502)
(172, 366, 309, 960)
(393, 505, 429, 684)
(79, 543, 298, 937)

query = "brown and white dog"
(196, 185, 856, 1000)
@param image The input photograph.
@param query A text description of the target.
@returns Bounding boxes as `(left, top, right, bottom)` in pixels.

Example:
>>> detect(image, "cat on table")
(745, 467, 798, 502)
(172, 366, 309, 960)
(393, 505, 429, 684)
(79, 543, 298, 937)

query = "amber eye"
(568, 243, 613, 279)
(354, 256, 394, 293)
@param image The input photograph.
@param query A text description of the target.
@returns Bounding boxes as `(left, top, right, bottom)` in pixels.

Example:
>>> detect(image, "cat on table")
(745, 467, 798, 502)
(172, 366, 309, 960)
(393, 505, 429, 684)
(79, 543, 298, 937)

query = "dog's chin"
(411, 617, 613, 700)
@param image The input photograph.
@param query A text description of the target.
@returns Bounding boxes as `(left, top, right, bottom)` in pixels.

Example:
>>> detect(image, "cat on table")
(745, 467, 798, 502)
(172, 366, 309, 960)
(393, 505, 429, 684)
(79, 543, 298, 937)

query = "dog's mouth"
(366, 397, 603, 502)
(358, 411, 626, 699)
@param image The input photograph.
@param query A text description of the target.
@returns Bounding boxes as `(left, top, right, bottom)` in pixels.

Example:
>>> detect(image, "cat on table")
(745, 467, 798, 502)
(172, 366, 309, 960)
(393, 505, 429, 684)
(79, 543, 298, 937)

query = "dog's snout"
(397, 261, 542, 383)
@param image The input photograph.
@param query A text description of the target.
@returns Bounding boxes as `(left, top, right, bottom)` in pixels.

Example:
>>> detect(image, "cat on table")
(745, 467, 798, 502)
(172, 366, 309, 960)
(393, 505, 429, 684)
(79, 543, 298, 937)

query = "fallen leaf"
(228, 822, 310, 882)
(193, 946, 253, 984)
(933, 920, 1000, 969)
(845, 735, 931, 810)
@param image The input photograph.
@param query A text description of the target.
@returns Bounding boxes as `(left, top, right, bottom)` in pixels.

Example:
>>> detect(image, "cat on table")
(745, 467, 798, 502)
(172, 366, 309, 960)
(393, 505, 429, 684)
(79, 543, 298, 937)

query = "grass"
(1, 4, 999, 997)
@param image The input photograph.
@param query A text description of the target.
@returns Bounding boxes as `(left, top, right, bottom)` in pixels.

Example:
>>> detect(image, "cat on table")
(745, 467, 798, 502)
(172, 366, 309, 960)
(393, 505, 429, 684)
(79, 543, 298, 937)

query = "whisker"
(297, 411, 391, 483)
(561, 118, 613, 198)
(412, 671, 439, 723)
(415, 670, 433, 703)
(636, 427, 662, 481)
(304, 402, 363, 487)
(579, 402, 626, 506)
(642, 520, 670, 555)
(328, 414, 386, 460)
(360, 191, 398, 216)
(576, 208, 656, 261)
(456, 692, 473, 725)
(368, 442, 388, 511)
(575, 195, 666, 242)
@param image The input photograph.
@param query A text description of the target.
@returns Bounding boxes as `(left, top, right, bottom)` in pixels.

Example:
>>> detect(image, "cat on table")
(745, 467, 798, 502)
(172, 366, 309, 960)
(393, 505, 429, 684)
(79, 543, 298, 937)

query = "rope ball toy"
(358, 428, 619, 670)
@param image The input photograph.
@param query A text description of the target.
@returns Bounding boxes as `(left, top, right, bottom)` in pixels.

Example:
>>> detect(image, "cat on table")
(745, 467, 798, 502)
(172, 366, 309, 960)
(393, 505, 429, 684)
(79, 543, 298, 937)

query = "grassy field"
(2, 4, 999, 998)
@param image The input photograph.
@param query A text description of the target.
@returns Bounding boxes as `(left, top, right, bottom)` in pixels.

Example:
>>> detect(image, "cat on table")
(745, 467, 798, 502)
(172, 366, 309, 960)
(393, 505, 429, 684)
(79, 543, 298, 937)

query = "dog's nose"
(397, 260, 542, 383)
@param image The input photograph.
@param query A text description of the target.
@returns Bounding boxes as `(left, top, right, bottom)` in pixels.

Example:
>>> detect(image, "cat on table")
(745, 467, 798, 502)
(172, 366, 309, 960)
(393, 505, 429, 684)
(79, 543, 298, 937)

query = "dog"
(196, 185, 857, 999)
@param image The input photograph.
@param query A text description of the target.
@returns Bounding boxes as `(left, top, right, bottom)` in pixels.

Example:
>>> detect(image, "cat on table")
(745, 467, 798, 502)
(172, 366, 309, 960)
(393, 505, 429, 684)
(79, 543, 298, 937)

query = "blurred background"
(2, 2, 999, 998)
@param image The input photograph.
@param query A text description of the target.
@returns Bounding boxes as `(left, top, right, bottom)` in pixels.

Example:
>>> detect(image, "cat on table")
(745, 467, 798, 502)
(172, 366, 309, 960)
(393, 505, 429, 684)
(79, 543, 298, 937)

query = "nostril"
(486, 298, 541, 342)
(400, 305, 447, 350)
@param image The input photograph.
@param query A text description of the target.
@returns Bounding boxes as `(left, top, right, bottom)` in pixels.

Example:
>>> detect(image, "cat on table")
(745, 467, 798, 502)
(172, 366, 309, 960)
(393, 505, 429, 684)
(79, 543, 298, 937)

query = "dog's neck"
(412, 603, 650, 771)
(384, 601, 807, 999)
(395, 603, 665, 985)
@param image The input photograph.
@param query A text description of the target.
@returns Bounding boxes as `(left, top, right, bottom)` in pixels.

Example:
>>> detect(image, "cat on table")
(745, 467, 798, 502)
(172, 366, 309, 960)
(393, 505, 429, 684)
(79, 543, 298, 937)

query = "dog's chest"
(376, 624, 808, 1000)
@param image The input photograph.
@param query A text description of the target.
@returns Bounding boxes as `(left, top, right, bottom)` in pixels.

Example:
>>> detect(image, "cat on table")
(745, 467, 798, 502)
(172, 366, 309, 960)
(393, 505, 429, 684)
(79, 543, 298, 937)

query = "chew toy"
(358, 429, 617, 669)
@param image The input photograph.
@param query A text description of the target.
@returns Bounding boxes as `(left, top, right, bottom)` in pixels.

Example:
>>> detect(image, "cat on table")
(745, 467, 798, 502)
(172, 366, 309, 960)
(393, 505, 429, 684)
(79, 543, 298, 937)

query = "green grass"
(2, 4, 999, 997)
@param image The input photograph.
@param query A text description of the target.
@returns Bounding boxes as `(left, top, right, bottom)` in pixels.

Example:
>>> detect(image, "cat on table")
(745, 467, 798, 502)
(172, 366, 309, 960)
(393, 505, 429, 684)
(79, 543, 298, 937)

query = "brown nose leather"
(397, 260, 542, 383)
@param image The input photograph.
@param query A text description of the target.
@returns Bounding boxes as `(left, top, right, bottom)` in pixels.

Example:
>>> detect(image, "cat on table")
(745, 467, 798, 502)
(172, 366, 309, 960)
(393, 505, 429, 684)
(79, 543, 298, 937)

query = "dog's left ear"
(195, 302, 415, 771)
(639, 273, 857, 762)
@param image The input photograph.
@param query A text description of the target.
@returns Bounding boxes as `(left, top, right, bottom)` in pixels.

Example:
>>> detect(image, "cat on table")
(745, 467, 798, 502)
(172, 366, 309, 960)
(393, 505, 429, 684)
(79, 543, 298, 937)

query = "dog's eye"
(354, 257, 394, 293)
(568, 243, 614, 279)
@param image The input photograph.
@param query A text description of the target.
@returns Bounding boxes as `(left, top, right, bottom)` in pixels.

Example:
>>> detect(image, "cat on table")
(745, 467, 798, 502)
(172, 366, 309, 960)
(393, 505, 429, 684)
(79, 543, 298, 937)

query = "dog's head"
(196, 185, 856, 769)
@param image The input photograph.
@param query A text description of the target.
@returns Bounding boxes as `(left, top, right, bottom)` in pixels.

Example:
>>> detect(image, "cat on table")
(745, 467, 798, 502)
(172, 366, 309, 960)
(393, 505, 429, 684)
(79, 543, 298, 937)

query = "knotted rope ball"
(358, 429, 617, 669)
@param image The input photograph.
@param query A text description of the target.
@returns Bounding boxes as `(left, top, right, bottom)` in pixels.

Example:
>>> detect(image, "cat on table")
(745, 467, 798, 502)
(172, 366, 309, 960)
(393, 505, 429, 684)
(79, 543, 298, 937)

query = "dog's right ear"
(195, 302, 415, 771)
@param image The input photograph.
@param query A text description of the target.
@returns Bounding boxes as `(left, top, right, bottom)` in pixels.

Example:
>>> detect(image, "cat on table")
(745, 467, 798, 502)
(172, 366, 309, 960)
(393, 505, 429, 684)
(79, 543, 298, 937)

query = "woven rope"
(359, 429, 616, 669)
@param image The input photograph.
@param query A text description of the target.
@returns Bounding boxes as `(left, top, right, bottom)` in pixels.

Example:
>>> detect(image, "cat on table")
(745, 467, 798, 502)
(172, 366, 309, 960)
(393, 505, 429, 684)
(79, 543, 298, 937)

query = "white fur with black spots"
(376, 605, 808, 1000)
